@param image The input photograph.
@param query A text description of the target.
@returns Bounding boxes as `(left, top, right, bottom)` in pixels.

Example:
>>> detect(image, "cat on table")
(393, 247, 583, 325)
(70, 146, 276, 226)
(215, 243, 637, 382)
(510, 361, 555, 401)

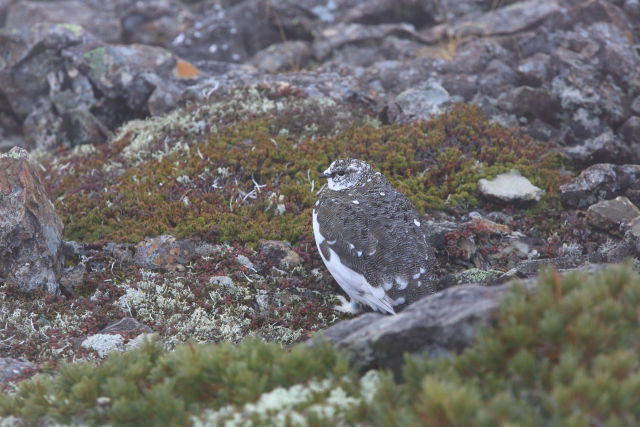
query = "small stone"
(96, 396, 111, 408)
(506, 256, 589, 279)
(392, 81, 451, 123)
(236, 254, 256, 271)
(517, 53, 552, 86)
(499, 86, 561, 124)
(103, 242, 135, 264)
(195, 243, 223, 257)
(587, 196, 640, 233)
(257, 240, 303, 269)
(478, 170, 543, 203)
(5, 1, 121, 43)
(59, 263, 87, 295)
(255, 292, 269, 311)
(100, 317, 152, 335)
(450, 0, 561, 37)
(134, 235, 195, 271)
(209, 275, 235, 287)
(251, 41, 312, 72)
(62, 240, 87, 258)
(564, 132, 635, 165)
(479, 59, 518, 98)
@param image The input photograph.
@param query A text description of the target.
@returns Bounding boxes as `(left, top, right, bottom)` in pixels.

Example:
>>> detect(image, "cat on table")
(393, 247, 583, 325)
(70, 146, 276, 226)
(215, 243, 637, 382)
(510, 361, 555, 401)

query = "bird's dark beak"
(319, 172, 330, 179)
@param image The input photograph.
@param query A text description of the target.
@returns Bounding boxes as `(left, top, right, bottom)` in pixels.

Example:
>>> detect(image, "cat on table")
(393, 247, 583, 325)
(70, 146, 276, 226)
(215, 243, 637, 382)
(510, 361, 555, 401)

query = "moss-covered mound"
(3, 265, 639, 425)
(43, 86, 563, 245)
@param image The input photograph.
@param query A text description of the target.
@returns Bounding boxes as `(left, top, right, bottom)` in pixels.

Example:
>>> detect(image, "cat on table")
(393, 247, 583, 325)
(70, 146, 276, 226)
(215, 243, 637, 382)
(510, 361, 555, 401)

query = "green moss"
(48, 101, 563, 245)
(3, 265, 640, 425)
(84, 47, 107, 80)
(58, 23, 84, 36)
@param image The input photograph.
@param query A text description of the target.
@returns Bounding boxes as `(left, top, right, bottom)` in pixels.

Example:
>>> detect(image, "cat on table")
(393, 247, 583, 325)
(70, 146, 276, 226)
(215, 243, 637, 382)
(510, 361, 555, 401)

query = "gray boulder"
(0, 147, 63, 293)
(315, 283, 517, 375)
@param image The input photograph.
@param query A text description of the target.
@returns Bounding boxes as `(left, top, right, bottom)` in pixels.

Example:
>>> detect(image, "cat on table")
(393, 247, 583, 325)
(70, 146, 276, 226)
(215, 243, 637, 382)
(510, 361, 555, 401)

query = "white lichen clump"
(192, 371, 381, 426)
(114, 268, 303, 346)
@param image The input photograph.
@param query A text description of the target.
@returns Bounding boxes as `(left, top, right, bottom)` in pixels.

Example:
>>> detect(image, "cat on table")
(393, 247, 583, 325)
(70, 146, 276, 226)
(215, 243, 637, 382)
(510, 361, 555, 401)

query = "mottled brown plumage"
(313, 158, 439, 314)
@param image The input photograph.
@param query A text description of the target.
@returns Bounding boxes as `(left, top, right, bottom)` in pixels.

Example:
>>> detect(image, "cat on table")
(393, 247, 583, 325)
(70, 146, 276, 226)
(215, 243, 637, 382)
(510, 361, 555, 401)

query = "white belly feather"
(312, 209, 395, 314)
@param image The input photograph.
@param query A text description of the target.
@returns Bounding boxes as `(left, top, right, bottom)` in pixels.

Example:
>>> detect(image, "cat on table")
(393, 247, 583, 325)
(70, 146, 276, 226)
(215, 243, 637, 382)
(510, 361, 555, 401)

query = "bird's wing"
(364, 189, 439, 304)
(315, 196, 395, 313)
(316, 188, 438, 311)
(315, 196, 378, 278)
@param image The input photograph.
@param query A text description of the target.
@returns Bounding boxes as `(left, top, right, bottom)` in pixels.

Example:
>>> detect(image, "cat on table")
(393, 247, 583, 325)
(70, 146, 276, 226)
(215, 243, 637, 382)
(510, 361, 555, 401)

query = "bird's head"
(319, 158, 373, 191)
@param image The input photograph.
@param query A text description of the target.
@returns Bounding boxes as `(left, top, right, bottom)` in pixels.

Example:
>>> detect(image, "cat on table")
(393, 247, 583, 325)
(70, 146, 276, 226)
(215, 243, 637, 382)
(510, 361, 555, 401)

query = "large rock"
(0, 147, 63, 293)
(564, 132, 639, 165)
(313, 22, 428, 61)
(5, 0, 121, 43)
(0, 22, 204, 150)
(447, 0, 562, 38)
(316, 283, 517, 375)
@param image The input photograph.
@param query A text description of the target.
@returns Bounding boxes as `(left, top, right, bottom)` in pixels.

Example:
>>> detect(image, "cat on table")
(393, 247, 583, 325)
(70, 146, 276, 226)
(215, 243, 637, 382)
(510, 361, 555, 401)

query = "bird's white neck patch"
(327, 178, 356, 191)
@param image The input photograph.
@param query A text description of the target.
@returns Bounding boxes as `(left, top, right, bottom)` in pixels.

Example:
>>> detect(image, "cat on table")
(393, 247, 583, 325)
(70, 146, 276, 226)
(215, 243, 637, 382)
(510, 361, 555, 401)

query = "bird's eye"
(336, 171, 346, 177)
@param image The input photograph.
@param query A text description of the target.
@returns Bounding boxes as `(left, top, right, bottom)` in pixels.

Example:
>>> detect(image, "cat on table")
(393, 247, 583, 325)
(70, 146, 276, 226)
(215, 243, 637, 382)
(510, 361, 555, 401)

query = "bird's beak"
(319, 172, 330, 179)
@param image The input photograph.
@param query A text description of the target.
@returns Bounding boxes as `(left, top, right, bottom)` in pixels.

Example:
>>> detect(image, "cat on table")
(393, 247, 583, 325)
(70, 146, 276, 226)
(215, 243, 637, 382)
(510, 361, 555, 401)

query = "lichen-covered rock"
(134, 235, 195, 272)
(389, 81, 452, 124)
(313, 22, 428, 61)
(447, 0, 561, 38)
(0, 147, 63, 293)
(560, 163, 640, 209)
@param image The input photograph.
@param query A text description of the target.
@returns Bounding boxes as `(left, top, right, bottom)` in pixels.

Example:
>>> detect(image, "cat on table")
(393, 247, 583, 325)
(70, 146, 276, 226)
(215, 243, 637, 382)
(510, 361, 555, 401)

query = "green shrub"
(396, 265, 640, 426)
(4, 266, 639, 426)
(0, 339, 351, 426)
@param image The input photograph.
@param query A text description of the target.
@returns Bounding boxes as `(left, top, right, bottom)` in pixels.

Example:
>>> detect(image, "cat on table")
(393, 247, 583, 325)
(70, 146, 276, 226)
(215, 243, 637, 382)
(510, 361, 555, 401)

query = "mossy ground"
(3, 265, 639, 425)
(43, 87, 566, 246)
(0, 241, 342, 368)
